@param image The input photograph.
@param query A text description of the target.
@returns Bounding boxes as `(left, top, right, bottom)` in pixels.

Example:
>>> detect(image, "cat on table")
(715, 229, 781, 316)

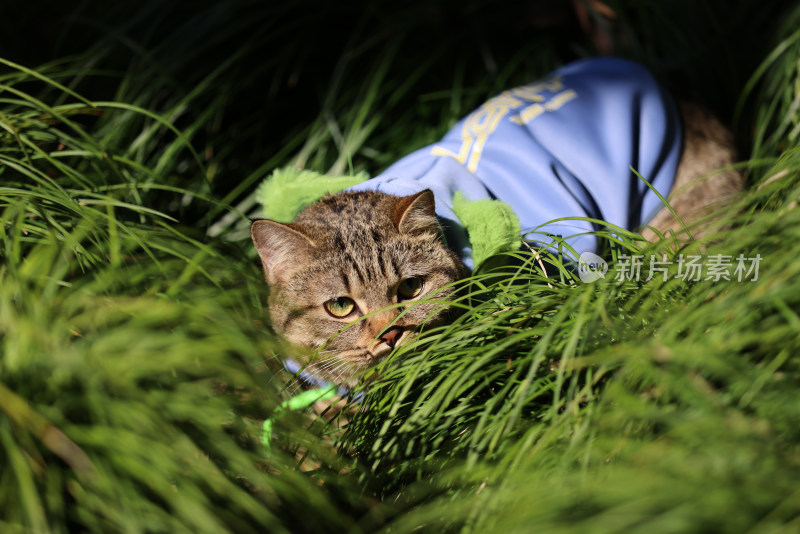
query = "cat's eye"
(324, 296, 356, 318)
(397, 276, 424, 299)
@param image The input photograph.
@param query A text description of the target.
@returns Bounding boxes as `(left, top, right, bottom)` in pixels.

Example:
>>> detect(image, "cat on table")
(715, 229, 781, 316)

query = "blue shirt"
(348, 57, 682, 268)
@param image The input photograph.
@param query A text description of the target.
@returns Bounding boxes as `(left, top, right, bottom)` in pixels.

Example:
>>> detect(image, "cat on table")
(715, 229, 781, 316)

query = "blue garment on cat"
(347, 57, 682, 268)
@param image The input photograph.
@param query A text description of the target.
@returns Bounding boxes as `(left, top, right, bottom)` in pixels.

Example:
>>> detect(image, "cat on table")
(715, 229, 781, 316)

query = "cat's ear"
(251, 220, 316, 285)
(393, 190, 438, 237)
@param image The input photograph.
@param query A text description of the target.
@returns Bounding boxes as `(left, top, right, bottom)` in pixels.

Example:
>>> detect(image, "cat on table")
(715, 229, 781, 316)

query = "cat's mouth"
(318, 347, 392, 366)
(329, 342, 401, 368)
(305, 330, 416, 386)
(330, 347, 391, 367)
(368, 344, 394, 363)
(367, 327, 416, 364)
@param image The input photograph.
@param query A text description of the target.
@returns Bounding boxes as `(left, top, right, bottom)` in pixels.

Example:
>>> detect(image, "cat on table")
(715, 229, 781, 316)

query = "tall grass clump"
(2, 0, 799, 532)
(0, 61, 374, 532)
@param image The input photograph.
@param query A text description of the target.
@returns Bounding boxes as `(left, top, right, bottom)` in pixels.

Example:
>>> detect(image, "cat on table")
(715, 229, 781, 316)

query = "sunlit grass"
(1, 0, 799, 532)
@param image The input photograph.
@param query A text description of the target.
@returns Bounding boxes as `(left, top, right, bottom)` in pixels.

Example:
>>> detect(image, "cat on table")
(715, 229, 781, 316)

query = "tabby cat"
(251, 62, 742, 388)
(251, 189, 466, 388)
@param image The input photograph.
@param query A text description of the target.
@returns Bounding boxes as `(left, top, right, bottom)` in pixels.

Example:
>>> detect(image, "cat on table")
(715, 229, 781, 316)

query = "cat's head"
(251, 190, 467, 388)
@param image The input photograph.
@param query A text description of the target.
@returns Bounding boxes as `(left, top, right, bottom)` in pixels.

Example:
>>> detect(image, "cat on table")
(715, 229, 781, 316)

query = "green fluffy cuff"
(451, 192, 522, 270)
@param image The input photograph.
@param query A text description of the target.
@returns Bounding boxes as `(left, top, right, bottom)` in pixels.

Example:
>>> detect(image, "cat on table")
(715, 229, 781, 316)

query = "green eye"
(324, 297, 356, 318)
(398, 276, 424, 299)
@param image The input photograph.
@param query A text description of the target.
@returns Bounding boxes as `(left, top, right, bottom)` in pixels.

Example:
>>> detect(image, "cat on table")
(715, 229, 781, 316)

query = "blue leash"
(262, 359, 356, 452)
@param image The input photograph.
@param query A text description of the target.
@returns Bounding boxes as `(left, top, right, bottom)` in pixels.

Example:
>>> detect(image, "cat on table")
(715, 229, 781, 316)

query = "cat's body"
(643, 101, 742, 240)
(251, 59, 743, 388)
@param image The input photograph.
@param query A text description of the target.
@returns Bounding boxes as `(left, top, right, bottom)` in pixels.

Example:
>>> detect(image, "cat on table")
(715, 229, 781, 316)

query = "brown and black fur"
(251, 190, 467, 388)
(643, 102, 744, 241)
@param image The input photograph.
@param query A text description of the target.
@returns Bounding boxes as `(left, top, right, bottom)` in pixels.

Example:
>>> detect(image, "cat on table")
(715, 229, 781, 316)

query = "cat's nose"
(379, 326, 404, 348)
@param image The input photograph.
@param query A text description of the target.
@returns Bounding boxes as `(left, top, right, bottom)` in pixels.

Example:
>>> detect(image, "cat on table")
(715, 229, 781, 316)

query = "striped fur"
(252, 190, 467, 388)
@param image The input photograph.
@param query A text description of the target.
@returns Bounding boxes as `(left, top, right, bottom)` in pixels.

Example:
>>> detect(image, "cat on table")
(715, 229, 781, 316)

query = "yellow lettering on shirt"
(431, 76, 578, 171)
(545, 89, 578, 111)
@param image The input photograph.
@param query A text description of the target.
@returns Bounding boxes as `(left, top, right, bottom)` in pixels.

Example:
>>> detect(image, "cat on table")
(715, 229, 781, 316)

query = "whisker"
(327, 359, 353, 378)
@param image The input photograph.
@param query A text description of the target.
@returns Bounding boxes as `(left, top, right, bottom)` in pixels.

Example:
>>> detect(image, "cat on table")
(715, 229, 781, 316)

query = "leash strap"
(261, 384, 339, 451)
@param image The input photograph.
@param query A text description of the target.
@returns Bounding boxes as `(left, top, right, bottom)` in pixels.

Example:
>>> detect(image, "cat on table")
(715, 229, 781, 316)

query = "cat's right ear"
(251, 220, 316, 285)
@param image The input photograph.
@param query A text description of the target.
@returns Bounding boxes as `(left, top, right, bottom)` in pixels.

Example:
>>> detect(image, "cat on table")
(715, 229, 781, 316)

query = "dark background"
(2, 0, 792, 207)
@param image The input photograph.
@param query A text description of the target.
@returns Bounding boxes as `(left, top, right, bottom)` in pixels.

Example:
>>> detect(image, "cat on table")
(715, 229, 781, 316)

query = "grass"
(1, 0, 799, 532)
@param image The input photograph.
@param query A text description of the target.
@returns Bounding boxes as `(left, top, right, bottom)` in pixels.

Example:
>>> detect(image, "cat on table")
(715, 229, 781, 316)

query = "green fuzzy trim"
(255, 168, 521, 270)
(254, 167, 369, 222)
(451, 192, 522, 270)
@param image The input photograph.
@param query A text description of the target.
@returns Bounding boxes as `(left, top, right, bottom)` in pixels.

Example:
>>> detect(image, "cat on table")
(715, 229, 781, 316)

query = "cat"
(251, 189, 466, 389)
(251, 58, 743, 389)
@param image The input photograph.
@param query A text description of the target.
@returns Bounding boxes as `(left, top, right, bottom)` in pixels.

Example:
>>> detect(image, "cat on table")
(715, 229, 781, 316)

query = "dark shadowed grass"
(2, 0, 800, 532)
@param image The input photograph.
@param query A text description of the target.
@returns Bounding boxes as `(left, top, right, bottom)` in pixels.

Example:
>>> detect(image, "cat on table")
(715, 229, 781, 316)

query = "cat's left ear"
(393, 190, 438, 237)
